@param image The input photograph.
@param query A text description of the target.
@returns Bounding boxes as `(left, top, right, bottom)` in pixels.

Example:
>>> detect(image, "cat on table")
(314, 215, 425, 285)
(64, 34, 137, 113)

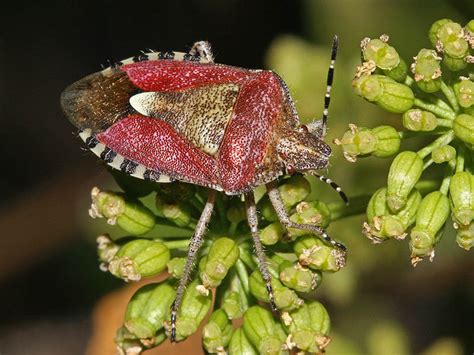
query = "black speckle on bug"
(144, 169, 160, 181)
(183, 53, 201, 62)
(132, 53, 149, 62)
(158, 51, 175, 60)
(100, 147, 117, 163)
(120, 159, 138, 174)
(85, 136, 99, 149)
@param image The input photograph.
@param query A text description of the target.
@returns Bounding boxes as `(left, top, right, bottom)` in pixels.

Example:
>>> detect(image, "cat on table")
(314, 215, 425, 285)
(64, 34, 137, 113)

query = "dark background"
(0, 1, 473, 354)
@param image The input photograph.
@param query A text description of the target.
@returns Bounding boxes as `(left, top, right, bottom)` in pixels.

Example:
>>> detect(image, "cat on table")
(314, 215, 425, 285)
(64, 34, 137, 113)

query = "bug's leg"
(189, 41, 214, 63)
(266, 181, 346, 266)
(307, 171, 349, 205)
(244, 192, 278, 312)
(170, 190, 216, 342)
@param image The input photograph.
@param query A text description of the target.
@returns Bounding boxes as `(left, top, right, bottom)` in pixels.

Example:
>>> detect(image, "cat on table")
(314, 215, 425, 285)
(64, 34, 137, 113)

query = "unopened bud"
(384, 58, 408, 83)
(456, 222, 474, 250)
(167, 257, 186, 279)
(449, 172, 474, 226)
(453, 114, 474, 145)
(402, 109, 438, 132)
(429, 19, 453, 47)
(221, 290, 244, 319)
(371, 125, 401, 158)
(453, 80, 474, 108)
(363, 38, 400, 70)
(411, 49, 442, 93)
(293, 236, 346, 271)
(279, 260, 321, 293)
(115, 326, 166, 355)
(288, 200, 331, 239)
(437, 22, 469, 59)
(96, 234, 119, 267)
(156, 195, 193, 227)
(279, 175, 311, 209)
(261, 222, 285, 245)
(202, 309, 233, 354)
(432, 145, 456, 163)
(228, 327, 258, 355)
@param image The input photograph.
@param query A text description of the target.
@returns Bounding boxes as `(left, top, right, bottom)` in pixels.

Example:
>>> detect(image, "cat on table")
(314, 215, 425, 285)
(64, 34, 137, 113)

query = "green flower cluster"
(89, 173, 350, 354)
(336, 19, 474, 266)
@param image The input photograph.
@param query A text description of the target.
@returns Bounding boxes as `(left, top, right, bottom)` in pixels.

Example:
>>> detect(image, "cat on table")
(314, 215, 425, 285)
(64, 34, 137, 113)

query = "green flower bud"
(437, 22, 469, 58)
(279, 260, 321, 293)
(363, 38, 400, 70)
(285, 301, 331, 353)
(165, 280, 212, 341)
(453, 114, 474, 145)
(115, 326, 166, 355)
(410, 191, 450, 265)
(428, 19, 453, 47)
(228, 327, 258, 355)
(156, 195, 193, 227)
(288, 200, 331, 238)
(249, 269, 303, 312)
(199, 237, 240, 289)
(293, 236, 346, 271)
(449, 172, 474, 226)
(456, 222, 474, 250)
(202, 309, 233, 354)
(402, 109, 438, 132)
(371, 125, 401, 158)
(467, 19, 474, 34)
(432, 145, 456, 163)
(96, 234, 119, 268)
(412, 49, 442, 93)
(243, 306, 288, 355)
(90, 187, 156, 235)
(261, 222, 285, 245)
(279, 175, 311, 209)
(227, 204, 247, 223)
(353, 75, 414, 113)
(112, 240, 169, 280)
(453, 80, 474, 108)
(384, 58, 408, 83)
(336, 124, 377, 161)
(443, 54, 468, 71)
(222, 290, 244, 319)
(259, 197, 279, 222)
(387, 151, 423, 213)
(167, 257, 186, 279)
(124, 282, 175, 339)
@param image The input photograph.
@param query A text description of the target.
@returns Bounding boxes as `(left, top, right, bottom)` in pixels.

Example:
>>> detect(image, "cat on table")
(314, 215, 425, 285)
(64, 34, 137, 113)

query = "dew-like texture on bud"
(285, 301, 331, 353)
(437, 22, 469, 59)
(279, 261, 321, 293)
(402, 109, 438, 132)
(279, 175, 311, 209)
(109, 239, 170, 281)
(432, 145, 456, 163)
(228, 327, 258, 355)
(243, 306, 288, 355)
(169, 280, 212, 341)
(453, 114, 474, 145)
(412, 49, 442, 93)
(222, 291, 244, 319)
(456, 222, 474, 250)
(363, 38, 400, 70)
(199, 237, 240, 289)
(449, 172, 474, 226)
(261, 222, 285, 245)
(387, 151, 423, 213)
(167, 257, 186, 279)
(288, 200, 331, 238)
(371, 125, 401, 157)
(454, 80, 474, 108)
(429, 18, 453, 46)
(124, 282, 175, 340)
(293, 236, 345, 271)
(249, 269, 303, 312)
(202, 309, 233, 354)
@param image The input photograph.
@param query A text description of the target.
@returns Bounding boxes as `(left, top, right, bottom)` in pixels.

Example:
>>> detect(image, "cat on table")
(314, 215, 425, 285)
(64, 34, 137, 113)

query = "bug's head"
(276, 125, 331, 174)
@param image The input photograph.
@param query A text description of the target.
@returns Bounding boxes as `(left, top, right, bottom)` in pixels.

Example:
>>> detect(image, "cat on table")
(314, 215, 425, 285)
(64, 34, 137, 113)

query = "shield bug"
(61, 38, 347, 342)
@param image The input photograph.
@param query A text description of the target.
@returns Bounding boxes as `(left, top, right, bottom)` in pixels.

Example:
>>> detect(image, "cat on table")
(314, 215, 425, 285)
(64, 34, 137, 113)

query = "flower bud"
(453, 80, 474, 108)
(90, 188, 156, 235)
(202, 309, 233, 354)
(443, 54, 468, 71)
(363, 38, 400, 70)
(432, 145, 456, 163)
(259, 197, 279, 222)
(402, 109, 438, 131)
(353, 75, 414, 113)
(227, 204, 247, 223)
(410, 191, 450, 265)
(371, 125, 401, 158)
(429, 19, 453, 47)
(261, 222, 285, 245)
(199, 237, 240, 289)
(96, 234, 119, 268)
(279, 175, 311, 209)
(284, 301, 331, 353)
(115, 326, 166, 355)
(228, 327, 258, 355)
(411, 49, 442, 93)
(221, 290, 244, 319)
(167, 257, 186, 279)
(124, 282, 175, 339)
(156, 195, 193, 227)
(165, 280, 212, 341)
(387, 151, 423, 213)
(437, 22, 469, 58)
(456, 222, 474, 250)
(243, 306, 287, 355)
(449, 172, 474, 226)
(453, 114, 474, 145)
(293, 236, 346, 271)
(337, 125, 377, 161)
(279, 260, 321, 293)
(288, 200, 331, 238)
(384, 58, 408, 83)
(108, 239, 170, 281)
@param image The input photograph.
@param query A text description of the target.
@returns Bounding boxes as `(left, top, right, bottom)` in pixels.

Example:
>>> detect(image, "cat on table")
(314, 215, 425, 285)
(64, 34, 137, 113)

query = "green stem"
(440, 159, 456, 195)
(423, 158, 434, 170)
(239, 245, 257, 270)
(228, 222, 238, 236)
(235, 259, 250, 295)
(436, 118, 453, 128)
(455, 145, 465, 173)
(414, 98, 456, 120)
(416, 130, 455, 159)
(398, 127, 450, 139)
(162, 239, 191, 249)
(327, 194, 371, 220)
(440, 80, 460, 113)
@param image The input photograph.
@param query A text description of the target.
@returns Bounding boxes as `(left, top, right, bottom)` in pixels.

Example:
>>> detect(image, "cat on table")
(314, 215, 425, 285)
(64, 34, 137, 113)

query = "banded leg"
(266, 182, 346, 266)
(307, 171, 349, 205)
(189, 41, 214, 63)
(170, 190, 216, 342)
(244, 192, 278, 312)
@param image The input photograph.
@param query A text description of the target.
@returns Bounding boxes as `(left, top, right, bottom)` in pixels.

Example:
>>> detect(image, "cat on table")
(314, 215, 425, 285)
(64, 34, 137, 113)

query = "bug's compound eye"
(286, 165, 296, 175)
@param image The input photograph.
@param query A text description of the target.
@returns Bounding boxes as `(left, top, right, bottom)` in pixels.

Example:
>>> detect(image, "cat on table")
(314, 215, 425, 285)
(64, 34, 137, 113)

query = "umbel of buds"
(338, 19, 474, 265)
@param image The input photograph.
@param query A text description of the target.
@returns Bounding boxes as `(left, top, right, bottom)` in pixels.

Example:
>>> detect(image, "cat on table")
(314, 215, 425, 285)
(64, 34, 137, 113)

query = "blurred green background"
(0, 0, 472, 354)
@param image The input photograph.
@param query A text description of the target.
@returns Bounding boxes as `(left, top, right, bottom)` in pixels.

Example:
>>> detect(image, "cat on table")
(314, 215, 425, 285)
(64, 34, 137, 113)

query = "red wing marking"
(122, 61, 252, 92)
(218, 71, 282, 193)
(96, 114, 220, 188)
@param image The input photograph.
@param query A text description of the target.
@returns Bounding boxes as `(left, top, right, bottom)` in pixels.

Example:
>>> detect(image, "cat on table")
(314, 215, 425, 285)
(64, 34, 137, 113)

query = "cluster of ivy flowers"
(88, 171, 352, 354)
(335, 19, 474, 266)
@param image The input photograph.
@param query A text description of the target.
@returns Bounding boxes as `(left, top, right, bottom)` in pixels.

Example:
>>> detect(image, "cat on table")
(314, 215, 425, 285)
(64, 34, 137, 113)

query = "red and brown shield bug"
(61, 38, 347, 342)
